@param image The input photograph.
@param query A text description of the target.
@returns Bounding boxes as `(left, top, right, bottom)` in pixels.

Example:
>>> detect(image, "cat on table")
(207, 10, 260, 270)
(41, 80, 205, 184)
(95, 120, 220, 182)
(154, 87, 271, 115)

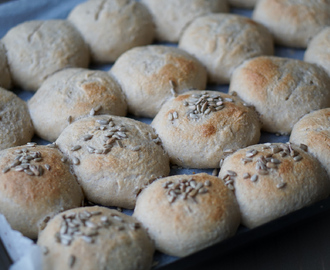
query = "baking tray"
(0, 1, 327, 269)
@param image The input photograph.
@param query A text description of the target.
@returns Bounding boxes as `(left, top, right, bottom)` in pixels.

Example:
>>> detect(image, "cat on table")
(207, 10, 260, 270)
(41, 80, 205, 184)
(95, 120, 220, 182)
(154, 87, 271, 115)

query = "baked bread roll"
(179, 13, 273, 84)
(141, 0, 229, 42)
(110, 45, 207, 118)
(68, 0, 154, 63)
(290, 108, 330, 177)
(151, 90, 261, 168)
(0, 87, 34, 150)
(133, 173, 241, 257)
(2, 20, 90, 91)
(28, 68, 127, 142)
(304, 27, 330, 76)
(0, 41, 11, 89)
(38, 206, 154, 270)
(0, 144, 84, 239)
(229, 56, 330, 134)
(228, 0, 257, 8)
(253, 0, 330, 48)
(55, 115, 170, 209)
(218, 143, 330, 228)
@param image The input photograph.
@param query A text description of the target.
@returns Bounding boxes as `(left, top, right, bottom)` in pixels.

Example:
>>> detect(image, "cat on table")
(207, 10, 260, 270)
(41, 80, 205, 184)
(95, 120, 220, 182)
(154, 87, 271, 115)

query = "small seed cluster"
(162, 178, 211, 203)
(221, 143, 308, 191)
(183, 92, 234, 120)
(2, 143, 51, 176)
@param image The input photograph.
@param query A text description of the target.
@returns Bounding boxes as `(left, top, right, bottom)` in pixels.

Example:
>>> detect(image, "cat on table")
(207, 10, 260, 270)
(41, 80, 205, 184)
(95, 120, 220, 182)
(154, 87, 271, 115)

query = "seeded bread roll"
(55, 115, 170, 209)
(228, 0, 257, 8)
(140, 0, 229, 43)
(304, 27, 330, 77)
(2, 20, 90, 91)
(133, 173, 240, 257)
(229, 56, 330, 134)
(151, 90, 261, 169)
(0, 144, 84, 239)
(218, 143, 330, 228)
(290, 108, 330, 177)
(253, 0, 330, 48)
(28, 68, 127, 142)
(38, 206, 154, 270)
(178, 14, 273, 84)
(0, 87, 34, 150)
(110, 45, 207, 118)
(0, 41, 11, 89)
(68, 0, 154, 63)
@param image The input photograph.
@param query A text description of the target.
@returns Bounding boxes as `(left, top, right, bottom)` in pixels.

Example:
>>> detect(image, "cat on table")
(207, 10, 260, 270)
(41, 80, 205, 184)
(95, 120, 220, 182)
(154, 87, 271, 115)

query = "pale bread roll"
(141, 0, 229, 42)
(179, 13, 273, 84)
(38, 206, 154, 270)
(253, 0, 330, 48)
(290, 108, 330, 177)
(229, 56, 330, 134)
(219, 143, 330, 228)
(0, 144, 84, 239)
(55, 115, 170, 209)
(111, 45, 207, 118)
(0, 41, 11, 89)
(0, 87, 34, 150)
(151, 90, 261, 168)
(133, 173, 240, 257)
(68, 0, 154, 63)
(28, 68, 127, 142)
(304, 27, 330, 76)
(2, 20, 90, 91)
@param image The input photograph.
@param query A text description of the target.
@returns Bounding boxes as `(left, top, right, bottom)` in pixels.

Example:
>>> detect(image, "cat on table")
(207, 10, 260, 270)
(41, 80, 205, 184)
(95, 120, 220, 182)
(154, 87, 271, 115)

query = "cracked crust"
(2, 20, 90, 91)
(253, 0, 330, 48)
(68, 0, 155, 63)
(229, 56, 330, 134)
(179, 13, 273, 84)
(151, 90, 261, 168)
(290, 108, 330, 177)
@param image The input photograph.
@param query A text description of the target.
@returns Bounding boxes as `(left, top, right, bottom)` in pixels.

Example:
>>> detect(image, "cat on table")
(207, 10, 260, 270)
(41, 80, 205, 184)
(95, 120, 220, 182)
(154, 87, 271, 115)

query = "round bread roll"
(2, 20, 90, 91)
(179, 13, 273, 84)
(229, 56, 330, 134)
(68, 0, 154, 63)
(38, 206, 154, 270)
(133, 173, 241, 257)
(290, 108, 330, 177)
(0, 41, 11, 89)
(110, 45, 207, 118)
(304, 27, 330, 76)
(28, 68, 127, 142)
(151, 90, 261, 169)
(228, 0, 257, 8)
(0, 144, 84, 239)
(0, 87, 34, 150)
(218, 143, 330, 228)
(253, 0, 330, 48)
(140, 0, 229, 42)
(55, 115, 170, 209)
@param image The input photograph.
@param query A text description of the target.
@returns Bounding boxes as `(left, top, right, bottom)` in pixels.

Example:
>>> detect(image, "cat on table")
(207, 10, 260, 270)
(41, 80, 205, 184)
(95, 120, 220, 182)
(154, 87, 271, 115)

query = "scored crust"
(55, 115, 170, 209)
(38, 206, 154, 270)
(219, 143, 330, 228)
(151, 90, 261, 168)
(133, 173, 240, 257)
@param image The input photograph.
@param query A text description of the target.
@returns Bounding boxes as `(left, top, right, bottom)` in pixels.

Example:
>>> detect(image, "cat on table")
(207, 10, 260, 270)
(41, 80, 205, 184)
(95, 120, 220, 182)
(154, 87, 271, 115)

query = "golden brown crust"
(151, 90, 261, 168)
(110, 45, 207, 118)
(219, 143, 330, 228)
(38, 206, 154, 270)
(28, 68, 127, 142)
(133, 173, 240, 257)
(0, 145, 84, 239)
(229, 56, 330, 134)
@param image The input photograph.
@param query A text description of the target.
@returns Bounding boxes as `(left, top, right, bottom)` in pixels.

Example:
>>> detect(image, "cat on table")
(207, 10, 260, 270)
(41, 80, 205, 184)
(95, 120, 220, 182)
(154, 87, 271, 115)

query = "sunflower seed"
(243, 173, 250, 179)
(71, 145, 81, 151)
(276, 182, 286, 189)
(44, 164, 51, 171)
(68, 255, 75, 268)
(2, 167, 10, 173)
(72, 157, 80, 165)
(67, 116, 72, 124)
(299, 144, 308, 151)
(83, 134, 93, 141)
(251, 174, 258, 182)
(294, 155, 302, 162)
